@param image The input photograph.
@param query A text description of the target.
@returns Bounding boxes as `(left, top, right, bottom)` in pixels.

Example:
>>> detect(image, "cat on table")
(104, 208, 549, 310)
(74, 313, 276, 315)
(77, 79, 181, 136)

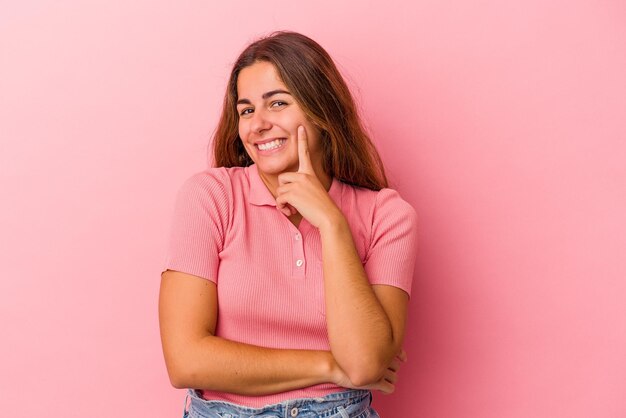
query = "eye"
(239, 108, 253, 116)
(270, 101, 287, 109)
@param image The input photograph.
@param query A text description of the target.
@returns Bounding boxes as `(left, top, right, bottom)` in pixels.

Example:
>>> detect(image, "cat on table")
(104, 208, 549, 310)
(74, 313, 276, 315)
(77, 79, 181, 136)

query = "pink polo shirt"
(163, 164, 418, 407)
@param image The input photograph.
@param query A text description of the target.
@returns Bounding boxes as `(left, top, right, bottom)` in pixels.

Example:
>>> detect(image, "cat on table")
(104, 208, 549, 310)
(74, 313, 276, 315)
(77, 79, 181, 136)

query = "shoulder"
(176, 166, 248, 202)
(372, 188, 418, 222)
(368, 189, 418, 245)
(172, 167, 250, 227)
(342, 184, 417, 226)
(179, 167, 232, 192)
(352, 186, 419, 294)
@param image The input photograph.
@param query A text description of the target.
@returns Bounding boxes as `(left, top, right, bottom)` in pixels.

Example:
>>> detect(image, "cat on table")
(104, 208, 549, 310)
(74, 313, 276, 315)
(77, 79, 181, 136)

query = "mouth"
(255, 138, 287, 152)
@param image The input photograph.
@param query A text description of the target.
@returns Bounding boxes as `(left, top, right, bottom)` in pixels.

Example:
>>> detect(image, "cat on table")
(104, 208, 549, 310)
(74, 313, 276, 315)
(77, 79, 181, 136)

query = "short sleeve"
(162, 169, 231, 283)
(364, 188, 419, 297)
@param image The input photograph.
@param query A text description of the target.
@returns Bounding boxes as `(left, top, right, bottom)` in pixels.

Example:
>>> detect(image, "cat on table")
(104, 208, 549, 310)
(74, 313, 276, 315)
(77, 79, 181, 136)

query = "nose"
(250, 108, 272, 134)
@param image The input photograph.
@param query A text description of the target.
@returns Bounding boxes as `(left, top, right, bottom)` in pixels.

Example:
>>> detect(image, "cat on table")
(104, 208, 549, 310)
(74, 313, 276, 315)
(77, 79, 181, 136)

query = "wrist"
(318, 210, 348, 235)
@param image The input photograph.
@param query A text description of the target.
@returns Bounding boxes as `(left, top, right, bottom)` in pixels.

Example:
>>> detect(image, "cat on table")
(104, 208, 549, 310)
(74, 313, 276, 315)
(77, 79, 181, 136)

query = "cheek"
(238, 120, 249, 140)
(276, 109, 306, 130)
(303, 123, 323, 147)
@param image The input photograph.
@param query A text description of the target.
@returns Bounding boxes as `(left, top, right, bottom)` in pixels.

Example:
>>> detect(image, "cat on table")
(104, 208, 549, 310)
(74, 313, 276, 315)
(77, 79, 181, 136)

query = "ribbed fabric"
(163, 164, 418, 407)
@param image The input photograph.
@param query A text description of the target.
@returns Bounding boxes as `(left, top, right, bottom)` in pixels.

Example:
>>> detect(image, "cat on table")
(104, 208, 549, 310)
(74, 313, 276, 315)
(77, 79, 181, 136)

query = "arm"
(162, 168, 403, 394)
(161, 172, 338, 393)
(319, 218, 409, 387)
(158, 269, 337, 395)
(274, 126, 416, 387)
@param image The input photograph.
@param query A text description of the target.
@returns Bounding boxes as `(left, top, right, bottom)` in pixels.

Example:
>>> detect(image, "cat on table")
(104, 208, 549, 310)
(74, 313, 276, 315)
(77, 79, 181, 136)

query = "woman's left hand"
(275, 126, 343, 229)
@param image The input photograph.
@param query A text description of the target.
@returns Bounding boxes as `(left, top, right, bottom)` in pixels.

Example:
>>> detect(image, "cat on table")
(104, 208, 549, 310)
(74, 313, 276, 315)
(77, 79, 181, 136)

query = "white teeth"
(257, 139, 286, 151)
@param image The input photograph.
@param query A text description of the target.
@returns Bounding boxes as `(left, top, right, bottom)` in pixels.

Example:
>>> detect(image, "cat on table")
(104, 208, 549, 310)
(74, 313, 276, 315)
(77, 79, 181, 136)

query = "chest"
(213, 205, 369, 346)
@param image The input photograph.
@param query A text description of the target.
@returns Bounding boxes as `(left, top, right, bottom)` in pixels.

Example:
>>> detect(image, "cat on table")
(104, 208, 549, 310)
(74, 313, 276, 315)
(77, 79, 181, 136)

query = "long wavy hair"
(212, 31, 388, 190)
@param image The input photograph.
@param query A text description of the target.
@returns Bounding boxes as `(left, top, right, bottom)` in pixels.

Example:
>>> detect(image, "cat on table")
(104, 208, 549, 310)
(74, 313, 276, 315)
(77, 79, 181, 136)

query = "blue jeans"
(182, 388, 380, 418)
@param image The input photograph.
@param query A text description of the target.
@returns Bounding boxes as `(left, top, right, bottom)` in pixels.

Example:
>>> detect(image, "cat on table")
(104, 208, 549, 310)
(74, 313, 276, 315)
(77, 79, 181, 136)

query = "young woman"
(159, 31, 418, 417)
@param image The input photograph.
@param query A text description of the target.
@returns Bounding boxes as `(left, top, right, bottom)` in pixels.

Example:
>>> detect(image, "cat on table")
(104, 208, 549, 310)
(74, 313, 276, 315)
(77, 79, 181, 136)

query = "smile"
(256, 138, 287, 151)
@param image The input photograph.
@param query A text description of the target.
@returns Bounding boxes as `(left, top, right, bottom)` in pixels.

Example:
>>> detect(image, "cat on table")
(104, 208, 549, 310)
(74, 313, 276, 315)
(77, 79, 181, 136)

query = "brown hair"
(212, 31, 388, 190)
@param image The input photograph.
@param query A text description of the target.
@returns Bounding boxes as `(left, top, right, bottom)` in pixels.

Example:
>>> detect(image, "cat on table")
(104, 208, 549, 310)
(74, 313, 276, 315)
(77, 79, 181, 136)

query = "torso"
(172, 164, 415, 407)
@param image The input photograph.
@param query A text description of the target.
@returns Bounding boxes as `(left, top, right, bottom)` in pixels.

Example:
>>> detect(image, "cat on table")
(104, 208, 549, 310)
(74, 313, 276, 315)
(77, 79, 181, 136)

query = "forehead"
(237, 61, 288, 98)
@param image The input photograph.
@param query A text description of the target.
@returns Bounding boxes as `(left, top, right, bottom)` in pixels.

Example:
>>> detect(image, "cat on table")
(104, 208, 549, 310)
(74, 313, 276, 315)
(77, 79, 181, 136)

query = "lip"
(253, 137, 286, 145)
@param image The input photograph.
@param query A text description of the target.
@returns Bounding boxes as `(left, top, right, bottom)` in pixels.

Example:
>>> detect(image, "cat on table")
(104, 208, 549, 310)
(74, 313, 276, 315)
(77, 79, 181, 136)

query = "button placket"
(292, 229, 305, 278)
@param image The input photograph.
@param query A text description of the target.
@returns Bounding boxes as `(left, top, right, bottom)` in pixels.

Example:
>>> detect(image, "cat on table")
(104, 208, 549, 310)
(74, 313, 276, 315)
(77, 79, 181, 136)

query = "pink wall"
(1, 1, 625, 417)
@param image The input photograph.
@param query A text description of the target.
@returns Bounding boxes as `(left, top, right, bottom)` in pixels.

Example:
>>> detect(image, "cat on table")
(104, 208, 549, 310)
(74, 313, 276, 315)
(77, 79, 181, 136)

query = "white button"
(296, 259, 303, 267)
(290, 407, 298, 417)
(295, 233, 301, 241)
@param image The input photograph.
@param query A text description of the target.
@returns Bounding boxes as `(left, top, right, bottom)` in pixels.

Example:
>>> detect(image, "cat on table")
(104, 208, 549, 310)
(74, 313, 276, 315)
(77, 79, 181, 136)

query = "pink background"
(1, 1, 625, 417)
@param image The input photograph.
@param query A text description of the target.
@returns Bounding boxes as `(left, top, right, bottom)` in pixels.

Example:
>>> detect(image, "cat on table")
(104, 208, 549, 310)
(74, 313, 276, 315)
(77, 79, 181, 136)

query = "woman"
(159, 31, 418, 417)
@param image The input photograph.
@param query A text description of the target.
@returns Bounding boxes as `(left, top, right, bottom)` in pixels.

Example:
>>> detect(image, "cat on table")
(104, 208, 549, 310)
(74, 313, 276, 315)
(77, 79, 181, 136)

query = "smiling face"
(236, 61, 326, 185)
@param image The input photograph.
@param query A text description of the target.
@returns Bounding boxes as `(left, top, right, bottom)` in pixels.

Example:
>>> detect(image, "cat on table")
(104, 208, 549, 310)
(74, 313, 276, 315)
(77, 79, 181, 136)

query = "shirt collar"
(246, 163, 342, 207)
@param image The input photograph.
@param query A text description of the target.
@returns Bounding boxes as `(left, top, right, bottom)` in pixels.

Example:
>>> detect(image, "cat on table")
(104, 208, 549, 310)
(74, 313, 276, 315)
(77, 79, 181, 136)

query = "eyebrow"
(236, 89, 291, 105)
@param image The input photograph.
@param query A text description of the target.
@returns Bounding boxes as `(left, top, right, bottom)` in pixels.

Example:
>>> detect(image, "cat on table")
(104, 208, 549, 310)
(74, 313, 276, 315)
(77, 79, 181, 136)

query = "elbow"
(167, 367, 188, 389)
(165, 361, 196, 389)
(169, 372, 188, 389)
(163, 336, 216, 389)
(347, 368, 385, 388)
(170, 379, 186, 390)
(343, 356, 388, 387)
(336, 341, 398, 387)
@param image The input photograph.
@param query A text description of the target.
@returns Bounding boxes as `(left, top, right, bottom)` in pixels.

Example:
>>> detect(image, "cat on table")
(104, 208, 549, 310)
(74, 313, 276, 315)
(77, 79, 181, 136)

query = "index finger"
(297, 125, 313, 174)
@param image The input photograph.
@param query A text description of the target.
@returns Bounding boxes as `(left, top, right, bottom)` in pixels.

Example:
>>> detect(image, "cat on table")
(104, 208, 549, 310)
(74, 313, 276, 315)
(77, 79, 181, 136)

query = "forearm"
(167, 335, 337, 395)
(319, 216, 398, 384)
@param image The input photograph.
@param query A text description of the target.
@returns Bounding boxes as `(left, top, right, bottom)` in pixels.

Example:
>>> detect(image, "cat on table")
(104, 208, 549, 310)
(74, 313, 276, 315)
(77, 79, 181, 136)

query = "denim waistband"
(184, 388, 373, 418)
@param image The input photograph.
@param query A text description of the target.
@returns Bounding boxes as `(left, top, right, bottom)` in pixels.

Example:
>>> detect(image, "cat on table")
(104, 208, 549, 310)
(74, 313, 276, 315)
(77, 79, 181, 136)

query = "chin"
(254, 159, 297, 175)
